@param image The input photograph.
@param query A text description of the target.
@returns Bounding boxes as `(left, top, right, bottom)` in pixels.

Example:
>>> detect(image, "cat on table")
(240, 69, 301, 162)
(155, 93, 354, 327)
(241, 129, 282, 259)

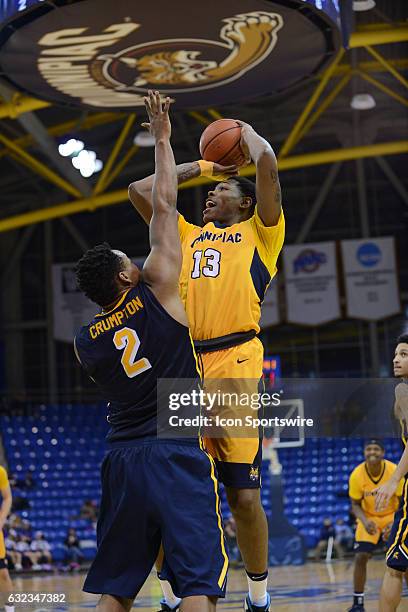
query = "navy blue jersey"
(75, 282, 200, 442)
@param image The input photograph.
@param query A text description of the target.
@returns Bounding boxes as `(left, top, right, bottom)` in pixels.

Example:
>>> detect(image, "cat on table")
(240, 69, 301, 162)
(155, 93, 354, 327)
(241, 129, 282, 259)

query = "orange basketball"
(199, 118, 246, 167)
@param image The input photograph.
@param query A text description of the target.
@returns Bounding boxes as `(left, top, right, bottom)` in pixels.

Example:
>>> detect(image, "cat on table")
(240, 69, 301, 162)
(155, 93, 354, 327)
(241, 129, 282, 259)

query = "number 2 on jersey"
(191, 248, 221, 279)
(113, 327, 152, 378)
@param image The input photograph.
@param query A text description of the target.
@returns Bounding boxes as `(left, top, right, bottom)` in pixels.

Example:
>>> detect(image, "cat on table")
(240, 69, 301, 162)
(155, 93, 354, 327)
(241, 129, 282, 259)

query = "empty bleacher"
(1, 404, 403, 560)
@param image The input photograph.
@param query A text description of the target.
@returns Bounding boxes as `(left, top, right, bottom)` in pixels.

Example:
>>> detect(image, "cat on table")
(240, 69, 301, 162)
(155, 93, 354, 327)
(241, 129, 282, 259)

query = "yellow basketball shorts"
(354, 513, 394, 553)
(200, 337, 264, 489)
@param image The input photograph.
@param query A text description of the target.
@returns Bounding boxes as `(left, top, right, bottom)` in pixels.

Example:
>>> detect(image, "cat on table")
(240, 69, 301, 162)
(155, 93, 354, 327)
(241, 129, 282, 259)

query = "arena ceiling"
(0, 0, 406, 250)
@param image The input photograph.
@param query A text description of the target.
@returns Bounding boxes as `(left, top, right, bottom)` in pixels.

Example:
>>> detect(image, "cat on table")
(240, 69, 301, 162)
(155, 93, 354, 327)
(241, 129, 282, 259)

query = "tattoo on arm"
(177, 162, 200, 185)
(270, 169, 282, 204)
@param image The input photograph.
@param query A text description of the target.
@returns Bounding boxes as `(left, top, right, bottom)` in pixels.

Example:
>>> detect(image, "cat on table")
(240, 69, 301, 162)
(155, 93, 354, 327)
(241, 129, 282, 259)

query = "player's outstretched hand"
(141, 90, 171, 141)
(373, 476, 399, 512)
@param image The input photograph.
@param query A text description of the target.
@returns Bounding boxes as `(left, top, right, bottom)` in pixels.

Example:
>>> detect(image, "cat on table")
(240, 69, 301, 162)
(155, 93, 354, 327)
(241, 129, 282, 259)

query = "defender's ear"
(118, 270, 132, 284)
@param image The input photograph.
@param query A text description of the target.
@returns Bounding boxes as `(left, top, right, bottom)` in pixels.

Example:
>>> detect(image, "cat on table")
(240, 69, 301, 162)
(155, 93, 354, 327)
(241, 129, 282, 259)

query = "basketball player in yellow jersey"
(129, 121, 284, 612)
(348, 440, 403, 612)
(374, 334, 408, 611)
(0, 466, 14, 612)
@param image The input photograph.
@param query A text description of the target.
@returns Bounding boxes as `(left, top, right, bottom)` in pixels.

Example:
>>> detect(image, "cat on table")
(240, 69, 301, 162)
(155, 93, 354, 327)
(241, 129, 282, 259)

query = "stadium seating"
(0, 405, 403, 558)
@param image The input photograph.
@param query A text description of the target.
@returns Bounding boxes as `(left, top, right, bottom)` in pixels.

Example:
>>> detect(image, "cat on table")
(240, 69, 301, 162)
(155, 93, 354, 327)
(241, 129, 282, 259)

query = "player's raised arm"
(128, 161, 200, 225)
(238, 122, 282, 227)
(139, 91, 180, 290)
(128, 161, 238, 225)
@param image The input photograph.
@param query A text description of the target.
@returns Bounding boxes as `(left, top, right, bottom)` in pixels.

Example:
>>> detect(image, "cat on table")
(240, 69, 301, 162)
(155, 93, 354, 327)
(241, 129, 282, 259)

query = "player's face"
(394, 343, 408, 378)
(203, 180, 247, 224)
(364, 444, 384, 464)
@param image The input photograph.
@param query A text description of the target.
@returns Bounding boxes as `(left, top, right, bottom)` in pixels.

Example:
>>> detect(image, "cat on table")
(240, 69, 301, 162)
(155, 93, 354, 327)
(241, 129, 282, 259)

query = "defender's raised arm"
(140, 91, 180, 290)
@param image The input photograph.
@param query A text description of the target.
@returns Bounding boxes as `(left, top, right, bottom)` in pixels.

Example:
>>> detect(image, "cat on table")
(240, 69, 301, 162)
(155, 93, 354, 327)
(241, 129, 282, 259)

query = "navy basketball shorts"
(83, 439, 228, 600)
(386, 479, 408, 572)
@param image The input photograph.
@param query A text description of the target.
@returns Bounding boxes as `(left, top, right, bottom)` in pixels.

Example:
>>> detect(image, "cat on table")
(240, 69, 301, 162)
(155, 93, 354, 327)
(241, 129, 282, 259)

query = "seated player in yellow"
(0, 465, 14, 612)
(129, 121, 284, 612)
(348, 440, 403, 612)
(374, 334, 408, 612)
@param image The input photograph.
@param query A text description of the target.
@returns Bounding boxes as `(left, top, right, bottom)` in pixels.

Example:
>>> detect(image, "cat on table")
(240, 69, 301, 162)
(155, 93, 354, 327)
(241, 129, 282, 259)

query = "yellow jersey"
(178, 207, 285, 341)
(349, 459, 403, 518)
(0, 466, 9, 491)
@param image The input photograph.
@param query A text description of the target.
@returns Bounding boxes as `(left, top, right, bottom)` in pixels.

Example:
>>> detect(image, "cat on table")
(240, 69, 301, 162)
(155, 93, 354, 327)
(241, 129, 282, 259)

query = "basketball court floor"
(10, 559, 407, 611)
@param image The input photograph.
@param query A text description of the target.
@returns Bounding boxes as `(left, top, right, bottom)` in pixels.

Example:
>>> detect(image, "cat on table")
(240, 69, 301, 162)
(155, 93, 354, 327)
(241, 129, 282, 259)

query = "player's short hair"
(397, 333, 408, 345)
(364, 439, 384, 451)
(229, 176, 257, 212)
(75, 242, 124, 307)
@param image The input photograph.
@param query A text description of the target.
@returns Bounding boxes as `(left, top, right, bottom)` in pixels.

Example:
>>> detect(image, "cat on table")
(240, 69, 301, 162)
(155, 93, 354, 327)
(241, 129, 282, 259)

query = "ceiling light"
(133, 131, 155, 147)
(350, 93, 376, 110)
(58, 138, 84, 157)
(353, 0, 376, 11)
(71, 149, 103, 178)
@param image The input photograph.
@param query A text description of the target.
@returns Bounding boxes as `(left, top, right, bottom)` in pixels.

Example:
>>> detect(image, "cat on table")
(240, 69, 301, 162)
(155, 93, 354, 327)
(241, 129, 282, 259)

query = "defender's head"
(394, 334, 408, 378)
(75, 243, 140, 308)
(203, 176, 256, 225)
(364, 439, 385, 464)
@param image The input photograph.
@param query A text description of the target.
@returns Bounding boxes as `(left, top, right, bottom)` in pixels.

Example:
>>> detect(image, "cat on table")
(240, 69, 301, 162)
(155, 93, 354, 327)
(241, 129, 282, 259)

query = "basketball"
(199, 118, 246, 167)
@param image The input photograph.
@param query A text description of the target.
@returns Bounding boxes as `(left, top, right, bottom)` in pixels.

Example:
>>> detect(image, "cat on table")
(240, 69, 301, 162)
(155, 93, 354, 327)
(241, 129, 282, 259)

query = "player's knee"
(226, 488, 261, 518)
(355, 552, 371, 565)
(385, 566, 404, 580)
(0, 567, 12, 586)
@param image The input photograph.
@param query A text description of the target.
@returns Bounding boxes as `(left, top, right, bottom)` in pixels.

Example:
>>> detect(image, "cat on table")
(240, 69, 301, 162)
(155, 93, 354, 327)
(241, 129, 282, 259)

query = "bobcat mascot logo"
(95, 12, 283, 93)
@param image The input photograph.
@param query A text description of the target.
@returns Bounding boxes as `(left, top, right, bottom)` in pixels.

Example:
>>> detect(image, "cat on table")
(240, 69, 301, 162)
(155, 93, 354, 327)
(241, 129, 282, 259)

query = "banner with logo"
(52, 257, 146, 342)
(341, 237, 400, 320)
(283, 242, 340, 325)
(52, 264, 97, 343)
(0, 0, 342, 110)
(260, 278, 280, 328)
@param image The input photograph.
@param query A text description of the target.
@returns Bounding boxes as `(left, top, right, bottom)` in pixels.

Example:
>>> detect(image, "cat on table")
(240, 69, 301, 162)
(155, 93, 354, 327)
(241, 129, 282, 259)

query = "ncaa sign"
(341, 237, 400, 321)
(357, 243, 382, 268)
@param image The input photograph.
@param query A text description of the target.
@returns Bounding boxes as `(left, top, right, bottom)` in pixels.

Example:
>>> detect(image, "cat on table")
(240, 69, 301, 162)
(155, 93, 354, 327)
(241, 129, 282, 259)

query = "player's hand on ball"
(364, 519, 378, 535)
(235, 120, 254, 166)
(142, 90, 171, 140)
(373, 476, 399, 512)
(213, 163, 239, 178)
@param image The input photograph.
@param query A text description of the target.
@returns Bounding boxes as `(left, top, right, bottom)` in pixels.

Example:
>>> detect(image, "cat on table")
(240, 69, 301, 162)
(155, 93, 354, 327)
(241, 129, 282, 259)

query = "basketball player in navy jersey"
(74, 91, 228, 612)
(374, 334, 408, 611)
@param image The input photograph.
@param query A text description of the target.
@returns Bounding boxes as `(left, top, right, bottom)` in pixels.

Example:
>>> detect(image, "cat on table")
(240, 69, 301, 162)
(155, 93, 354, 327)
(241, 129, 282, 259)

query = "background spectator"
(314, 518, 344, 560)
(4, 529, 22, 571)
(80, 499, 98, 522)
(19, 471, 35, 489)
(30, 531, 52, 570)
(64, 528, 84, 570)
(335, 518, 354, 553)
(15, 534, 41, 569)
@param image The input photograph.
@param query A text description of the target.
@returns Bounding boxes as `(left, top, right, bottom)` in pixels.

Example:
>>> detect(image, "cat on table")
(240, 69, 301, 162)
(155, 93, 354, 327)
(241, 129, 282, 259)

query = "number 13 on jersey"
(191, 248, 221, 279)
